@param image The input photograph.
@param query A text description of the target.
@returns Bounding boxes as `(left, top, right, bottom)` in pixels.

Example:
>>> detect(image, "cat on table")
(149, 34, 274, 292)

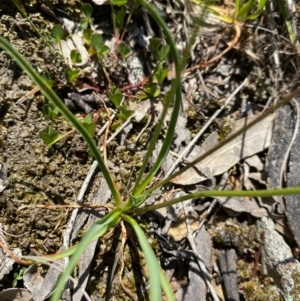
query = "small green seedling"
(42, 104, 60, 120)
(51, 25, 68, 59)
(51, 25, 68, 43)
(140, 82, 160, 99)
(149, 38, 161, 51)
(118, 43, 131, 59)
(91, 34, 110, 57)
(70, 49, 82, 64)
(108, 86, 123, 107)
(41, 73, 55, 88)
(81, 3, 93, 30)
(234, 0, 267, 20)
(12, 266, 26, 287)
(117, 106, 134, 122)
(66, 67, 81, 84)
(154, 45, 170, 61)
(83, 28, 93, 46)
(191, 0, 267, 23)
(40, 114, 95, 146)
(153, 63, 169, 84)
(39, 125, 62, 146)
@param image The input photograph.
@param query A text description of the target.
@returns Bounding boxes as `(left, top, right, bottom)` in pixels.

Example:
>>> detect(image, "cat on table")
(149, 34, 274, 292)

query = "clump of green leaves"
(66, 67, 81, 83)
(191, 0, 267, 23)
(40, 107, 95, 146)
(12, 266, 26, 287)
(108, 86, 134, 129)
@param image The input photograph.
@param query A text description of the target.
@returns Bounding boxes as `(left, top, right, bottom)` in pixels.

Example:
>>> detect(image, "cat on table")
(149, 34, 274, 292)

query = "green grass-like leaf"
(131, 0, 182, 196)
(51, 208, 122, 301)
(121, 214, 162, 301)
(111, 0, 128, 6)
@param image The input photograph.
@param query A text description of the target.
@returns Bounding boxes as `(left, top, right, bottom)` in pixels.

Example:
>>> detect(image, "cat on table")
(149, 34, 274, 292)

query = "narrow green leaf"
(39, 126, 61, 146)
(160, 269, 176, 301)
(130, 187, 300, 215)
(116, 8, 126, 28)
(237, 0, 256, 20)
(132, 0, 182, 195)
(51, 209, 122, 301)
(245, 0, 267, 20)
(111, 0, 128, 6)
(121, 214, 161, 301)
(12, 0, 27, 17)
(234, 0, 241, 19)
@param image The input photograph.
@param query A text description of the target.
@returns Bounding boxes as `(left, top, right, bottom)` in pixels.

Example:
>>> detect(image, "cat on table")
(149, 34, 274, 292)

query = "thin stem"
(129, 186, 300, 214)
(144, 86, 300, 195)
(131, 0, 182, 196)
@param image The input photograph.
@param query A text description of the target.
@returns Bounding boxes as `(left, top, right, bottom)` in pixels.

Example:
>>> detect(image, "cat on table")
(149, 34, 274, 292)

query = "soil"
(1, 0, 300, 300)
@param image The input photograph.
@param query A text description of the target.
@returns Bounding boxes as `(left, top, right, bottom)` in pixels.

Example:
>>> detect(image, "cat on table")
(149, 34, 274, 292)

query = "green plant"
(3, 2, 300, 301)
(12, 266, 26, 287)
(81, 3, 93, 29)
(190, 0, 267, 23)
(39, 113, 95, 146)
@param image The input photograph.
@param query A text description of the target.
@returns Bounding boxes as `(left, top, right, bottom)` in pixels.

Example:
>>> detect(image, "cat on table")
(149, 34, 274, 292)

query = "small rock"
(256, 217, 300, 299)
